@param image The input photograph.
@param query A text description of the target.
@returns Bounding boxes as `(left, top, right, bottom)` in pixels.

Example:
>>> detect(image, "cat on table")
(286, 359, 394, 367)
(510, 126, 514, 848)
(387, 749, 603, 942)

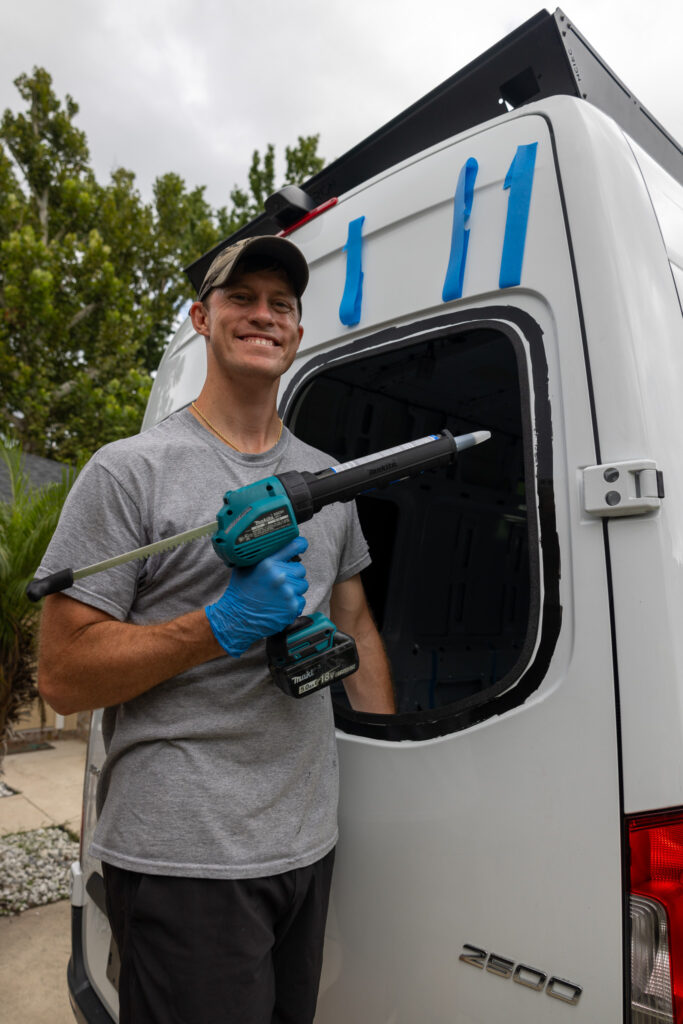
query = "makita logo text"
(369, 460, 397, 476)
(292, 668, 316, 684)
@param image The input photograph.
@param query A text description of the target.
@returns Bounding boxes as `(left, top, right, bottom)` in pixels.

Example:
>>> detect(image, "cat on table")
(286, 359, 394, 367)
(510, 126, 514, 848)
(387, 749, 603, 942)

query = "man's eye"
(273, 300, 294, 313)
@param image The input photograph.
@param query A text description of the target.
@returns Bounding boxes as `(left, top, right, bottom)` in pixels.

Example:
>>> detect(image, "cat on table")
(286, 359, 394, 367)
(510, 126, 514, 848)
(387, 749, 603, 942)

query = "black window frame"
(280, 305, 561, 741)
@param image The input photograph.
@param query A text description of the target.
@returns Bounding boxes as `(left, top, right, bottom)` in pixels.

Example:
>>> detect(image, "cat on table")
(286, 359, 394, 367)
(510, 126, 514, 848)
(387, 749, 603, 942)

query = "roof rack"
(186, 7, 682, 292)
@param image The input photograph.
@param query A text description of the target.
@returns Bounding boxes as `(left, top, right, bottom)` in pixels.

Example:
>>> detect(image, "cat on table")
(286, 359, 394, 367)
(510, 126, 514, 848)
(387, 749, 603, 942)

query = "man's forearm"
(38, 597, 225, 715)
(342, 624, 395, 714)
(330, 575, 396, 714)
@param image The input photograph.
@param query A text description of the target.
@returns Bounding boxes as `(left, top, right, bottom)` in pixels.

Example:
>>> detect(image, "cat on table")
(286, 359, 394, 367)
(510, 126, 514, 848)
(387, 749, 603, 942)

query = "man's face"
(190, 267, 304, 383)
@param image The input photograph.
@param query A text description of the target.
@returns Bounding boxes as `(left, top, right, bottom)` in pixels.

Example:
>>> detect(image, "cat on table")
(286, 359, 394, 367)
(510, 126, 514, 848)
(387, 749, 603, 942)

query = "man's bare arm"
(37, 593, 224, 716)
(38, 538, 310, 715)
(330, 575, 395, 714)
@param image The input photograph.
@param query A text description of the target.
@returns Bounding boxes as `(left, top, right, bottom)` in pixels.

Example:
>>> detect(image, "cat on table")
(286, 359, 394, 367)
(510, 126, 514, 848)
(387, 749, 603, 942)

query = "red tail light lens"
(629, 810, 683, 1022)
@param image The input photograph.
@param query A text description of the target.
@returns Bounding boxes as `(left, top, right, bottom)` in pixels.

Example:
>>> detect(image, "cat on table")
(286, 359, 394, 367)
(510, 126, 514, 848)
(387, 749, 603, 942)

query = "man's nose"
(247, 295, 274, 322)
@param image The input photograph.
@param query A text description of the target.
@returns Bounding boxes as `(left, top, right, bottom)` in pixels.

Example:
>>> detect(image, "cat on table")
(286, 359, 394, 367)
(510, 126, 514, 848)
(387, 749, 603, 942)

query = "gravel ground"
(0, 827, 79, 916)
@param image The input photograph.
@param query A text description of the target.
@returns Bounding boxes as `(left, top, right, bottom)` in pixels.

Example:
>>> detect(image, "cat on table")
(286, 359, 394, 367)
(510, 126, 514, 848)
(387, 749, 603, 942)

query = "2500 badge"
(459, 944, 582, 1006)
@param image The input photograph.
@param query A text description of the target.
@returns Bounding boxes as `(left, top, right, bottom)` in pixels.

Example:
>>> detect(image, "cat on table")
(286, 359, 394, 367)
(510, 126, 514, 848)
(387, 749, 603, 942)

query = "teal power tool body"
(27, 429, 490, 698)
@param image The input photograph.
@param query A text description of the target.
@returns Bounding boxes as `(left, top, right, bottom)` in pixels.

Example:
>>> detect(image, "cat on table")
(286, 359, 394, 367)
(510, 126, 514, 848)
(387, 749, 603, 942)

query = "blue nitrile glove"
(205, 536, 309, 657)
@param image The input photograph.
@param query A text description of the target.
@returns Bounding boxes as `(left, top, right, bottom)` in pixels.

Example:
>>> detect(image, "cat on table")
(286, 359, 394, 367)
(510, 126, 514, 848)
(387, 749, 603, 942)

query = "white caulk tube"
(278, 429, 491, 516)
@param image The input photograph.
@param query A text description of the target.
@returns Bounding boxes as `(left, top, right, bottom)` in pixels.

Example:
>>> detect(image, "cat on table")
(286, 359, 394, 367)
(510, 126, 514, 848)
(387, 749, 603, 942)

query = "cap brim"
(198, 235, 309, 301)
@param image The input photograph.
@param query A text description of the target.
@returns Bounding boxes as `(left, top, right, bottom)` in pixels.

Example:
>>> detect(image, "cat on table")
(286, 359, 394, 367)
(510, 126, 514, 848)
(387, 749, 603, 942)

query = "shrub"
(0, 447, 76, 759)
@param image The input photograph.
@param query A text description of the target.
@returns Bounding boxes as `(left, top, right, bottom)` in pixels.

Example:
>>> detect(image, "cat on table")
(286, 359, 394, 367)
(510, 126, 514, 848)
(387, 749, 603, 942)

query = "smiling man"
(188, 238, 307, 449)
(36, 235, 394, 1024)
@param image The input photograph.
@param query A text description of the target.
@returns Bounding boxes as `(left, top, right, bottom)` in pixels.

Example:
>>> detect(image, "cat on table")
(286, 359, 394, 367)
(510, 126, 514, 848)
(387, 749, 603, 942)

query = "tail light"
(278, 197, 338, 237)
(628, 809, 683, 1022)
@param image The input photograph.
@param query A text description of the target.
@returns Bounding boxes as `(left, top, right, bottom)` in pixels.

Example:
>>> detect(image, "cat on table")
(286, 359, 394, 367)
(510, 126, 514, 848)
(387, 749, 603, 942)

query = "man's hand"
(206, 537, 309, 656)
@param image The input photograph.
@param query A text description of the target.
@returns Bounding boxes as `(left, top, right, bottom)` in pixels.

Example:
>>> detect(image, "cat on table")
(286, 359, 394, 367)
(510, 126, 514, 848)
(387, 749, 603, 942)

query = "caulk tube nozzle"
(26, 568, 75, 602)
(454, 430, 491, 452)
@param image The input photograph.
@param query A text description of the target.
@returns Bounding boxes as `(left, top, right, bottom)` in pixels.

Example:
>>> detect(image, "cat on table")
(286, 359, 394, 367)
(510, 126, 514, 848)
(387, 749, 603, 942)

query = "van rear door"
(282, 106, 625, 1022)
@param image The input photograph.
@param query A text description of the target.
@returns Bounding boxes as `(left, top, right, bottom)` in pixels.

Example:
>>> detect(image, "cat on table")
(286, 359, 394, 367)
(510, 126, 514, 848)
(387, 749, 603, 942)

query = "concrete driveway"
(0, 900, 74, 1022)
(1, 738, 87, 1023)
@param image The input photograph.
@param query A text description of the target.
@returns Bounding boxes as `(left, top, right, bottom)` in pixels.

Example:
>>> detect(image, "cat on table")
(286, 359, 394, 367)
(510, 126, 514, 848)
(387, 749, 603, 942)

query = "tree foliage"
(0, 68, 325, 463)
(0, 446, 77, 756)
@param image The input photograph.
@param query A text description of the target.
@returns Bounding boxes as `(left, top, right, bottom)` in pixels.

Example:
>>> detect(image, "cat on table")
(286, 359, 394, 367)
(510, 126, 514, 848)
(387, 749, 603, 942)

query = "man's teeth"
(244, 336, 276, 347)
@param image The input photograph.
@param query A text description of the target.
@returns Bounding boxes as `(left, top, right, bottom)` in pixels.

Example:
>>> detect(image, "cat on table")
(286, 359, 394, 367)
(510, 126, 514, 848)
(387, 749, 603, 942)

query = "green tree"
(0, 446, 76, 759)
(0, 70, 159, 462)
(0, 67, 325, 463)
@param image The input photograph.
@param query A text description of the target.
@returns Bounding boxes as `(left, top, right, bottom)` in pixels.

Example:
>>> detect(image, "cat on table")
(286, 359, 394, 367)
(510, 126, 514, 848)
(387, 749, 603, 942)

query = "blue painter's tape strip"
(499, 142, 538, 289)
(339, 216, 365, 326)
(442, 158, 478, 302)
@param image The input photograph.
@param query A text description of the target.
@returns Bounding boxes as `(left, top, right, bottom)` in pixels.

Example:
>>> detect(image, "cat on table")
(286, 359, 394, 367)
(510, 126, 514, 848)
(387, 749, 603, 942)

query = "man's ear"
(189, 300, 210, 339)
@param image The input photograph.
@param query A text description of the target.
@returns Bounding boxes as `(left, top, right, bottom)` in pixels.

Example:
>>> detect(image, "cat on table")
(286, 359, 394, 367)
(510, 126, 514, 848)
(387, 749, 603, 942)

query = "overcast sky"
(2, 0, 682, 211)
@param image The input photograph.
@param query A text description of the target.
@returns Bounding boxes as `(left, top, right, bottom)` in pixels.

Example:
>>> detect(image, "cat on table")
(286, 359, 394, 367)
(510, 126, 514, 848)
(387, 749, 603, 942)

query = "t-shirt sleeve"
(37, 456, 146, 621)
(335, 502, 371, 583)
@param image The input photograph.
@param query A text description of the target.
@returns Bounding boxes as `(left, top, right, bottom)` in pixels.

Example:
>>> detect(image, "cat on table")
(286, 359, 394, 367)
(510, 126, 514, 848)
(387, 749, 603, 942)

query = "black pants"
(102, 850, 335, 1024)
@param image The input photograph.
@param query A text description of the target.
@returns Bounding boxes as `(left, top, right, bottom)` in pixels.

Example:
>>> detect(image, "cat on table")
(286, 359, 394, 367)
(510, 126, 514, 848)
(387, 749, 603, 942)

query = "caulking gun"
(27, 429, 490, 697)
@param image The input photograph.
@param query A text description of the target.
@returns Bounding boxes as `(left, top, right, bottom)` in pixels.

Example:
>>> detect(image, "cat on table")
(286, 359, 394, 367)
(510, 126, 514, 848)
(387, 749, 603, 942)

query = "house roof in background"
(0, 451, 68, 502)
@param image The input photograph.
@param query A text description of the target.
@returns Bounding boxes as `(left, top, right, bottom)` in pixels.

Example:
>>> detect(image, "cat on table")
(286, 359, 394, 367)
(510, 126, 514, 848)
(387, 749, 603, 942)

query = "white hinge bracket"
(583, 460, 665, 517)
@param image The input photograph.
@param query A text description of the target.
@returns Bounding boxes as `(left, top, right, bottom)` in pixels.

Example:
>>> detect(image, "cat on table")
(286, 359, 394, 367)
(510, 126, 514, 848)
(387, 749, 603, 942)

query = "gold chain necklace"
(191, 402, 283, 453)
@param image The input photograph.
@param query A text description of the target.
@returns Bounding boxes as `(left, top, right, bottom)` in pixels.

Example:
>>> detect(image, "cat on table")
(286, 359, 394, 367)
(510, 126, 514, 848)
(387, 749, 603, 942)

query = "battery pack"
(269, 631, 359, 699)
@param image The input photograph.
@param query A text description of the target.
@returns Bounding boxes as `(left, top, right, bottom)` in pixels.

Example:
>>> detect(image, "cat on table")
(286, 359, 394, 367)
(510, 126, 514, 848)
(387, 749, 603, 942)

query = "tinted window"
(287, 321, 540, 737)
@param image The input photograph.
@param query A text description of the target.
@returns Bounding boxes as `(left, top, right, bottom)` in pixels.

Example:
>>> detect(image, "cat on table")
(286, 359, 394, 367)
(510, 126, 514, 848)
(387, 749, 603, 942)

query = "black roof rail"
(186, 7, 682, 292)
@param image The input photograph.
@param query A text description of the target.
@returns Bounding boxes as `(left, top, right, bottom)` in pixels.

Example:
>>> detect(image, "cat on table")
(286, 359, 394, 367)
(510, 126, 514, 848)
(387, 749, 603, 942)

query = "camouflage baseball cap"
(197, 236, 309, 302)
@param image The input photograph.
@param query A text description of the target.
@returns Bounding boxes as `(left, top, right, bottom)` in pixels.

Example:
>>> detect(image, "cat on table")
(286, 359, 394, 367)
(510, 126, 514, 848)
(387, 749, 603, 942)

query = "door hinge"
(583, 460, 665, 517)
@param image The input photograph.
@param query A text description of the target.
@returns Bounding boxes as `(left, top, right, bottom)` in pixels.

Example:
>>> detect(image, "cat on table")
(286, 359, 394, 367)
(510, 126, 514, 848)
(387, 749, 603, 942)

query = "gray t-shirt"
(39, 409, 370, 878)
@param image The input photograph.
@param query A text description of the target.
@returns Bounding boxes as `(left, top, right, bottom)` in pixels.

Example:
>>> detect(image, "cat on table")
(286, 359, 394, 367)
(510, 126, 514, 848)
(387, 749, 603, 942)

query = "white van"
(67, 9, 683, 1022)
